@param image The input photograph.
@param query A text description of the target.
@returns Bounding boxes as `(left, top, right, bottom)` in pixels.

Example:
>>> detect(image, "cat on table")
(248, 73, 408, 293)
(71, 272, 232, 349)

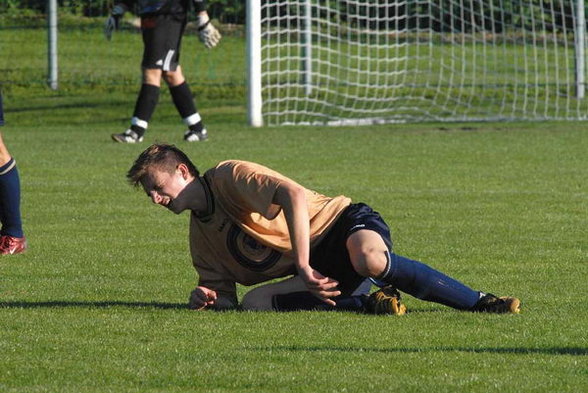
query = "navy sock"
(273, 291, 366, 312)
(379, 252, 479, 310)
(132, 84, 160, 131)
(170, 82, 204, 133)
(0, 158, 23, 238)
(170, 82, 197, 118)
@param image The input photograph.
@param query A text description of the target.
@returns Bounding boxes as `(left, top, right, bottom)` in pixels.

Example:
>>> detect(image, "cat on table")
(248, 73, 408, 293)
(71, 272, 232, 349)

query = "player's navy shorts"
(309, 203, 393, 296)
(140, 14, 186, 71)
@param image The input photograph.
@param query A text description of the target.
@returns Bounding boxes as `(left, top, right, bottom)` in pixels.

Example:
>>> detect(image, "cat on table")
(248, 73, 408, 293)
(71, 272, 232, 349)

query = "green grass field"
(0, 23, 587, 392)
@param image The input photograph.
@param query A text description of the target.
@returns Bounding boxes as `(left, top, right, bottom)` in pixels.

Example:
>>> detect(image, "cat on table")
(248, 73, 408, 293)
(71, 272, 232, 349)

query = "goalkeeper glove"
(196, 14, 221, 49)
(104, 4, 127, 41)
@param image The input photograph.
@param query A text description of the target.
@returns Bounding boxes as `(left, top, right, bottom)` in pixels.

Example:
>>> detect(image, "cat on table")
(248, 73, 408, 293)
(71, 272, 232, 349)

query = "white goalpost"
(247, 0, 588, 126)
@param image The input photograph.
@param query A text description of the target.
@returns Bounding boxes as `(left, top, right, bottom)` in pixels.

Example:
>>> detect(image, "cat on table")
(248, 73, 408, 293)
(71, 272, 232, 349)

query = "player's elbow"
(288, 184, 307, 204)
(274, 182, 307, 208)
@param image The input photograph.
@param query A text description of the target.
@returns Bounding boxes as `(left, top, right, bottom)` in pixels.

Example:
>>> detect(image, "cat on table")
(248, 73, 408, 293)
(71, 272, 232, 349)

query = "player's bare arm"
(273, 182, 341, 305)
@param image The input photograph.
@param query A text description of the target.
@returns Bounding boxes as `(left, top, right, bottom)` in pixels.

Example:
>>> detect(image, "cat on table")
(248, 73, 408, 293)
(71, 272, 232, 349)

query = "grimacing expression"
(140, 166, 191, 208)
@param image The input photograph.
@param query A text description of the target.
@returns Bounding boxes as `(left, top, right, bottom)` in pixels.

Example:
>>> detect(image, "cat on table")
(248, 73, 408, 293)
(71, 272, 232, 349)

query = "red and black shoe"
(0, 235, 27, 255)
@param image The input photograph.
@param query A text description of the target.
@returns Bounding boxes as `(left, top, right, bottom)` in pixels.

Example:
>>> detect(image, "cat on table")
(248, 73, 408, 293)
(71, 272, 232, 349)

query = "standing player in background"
(0, 93, 27, 255)
(104, 0, 221, 143)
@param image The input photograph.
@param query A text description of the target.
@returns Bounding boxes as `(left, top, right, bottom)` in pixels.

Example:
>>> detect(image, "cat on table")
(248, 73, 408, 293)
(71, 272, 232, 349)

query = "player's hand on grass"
(104, 4, 126, 41)
(298, 266, 341, 306)
(188, 286, 218, 310)
(196, 14, 221, 49)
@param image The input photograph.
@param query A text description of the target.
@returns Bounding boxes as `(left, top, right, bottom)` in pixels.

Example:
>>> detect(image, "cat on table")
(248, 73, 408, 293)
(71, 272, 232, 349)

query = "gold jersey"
(189, 160, 351, 300)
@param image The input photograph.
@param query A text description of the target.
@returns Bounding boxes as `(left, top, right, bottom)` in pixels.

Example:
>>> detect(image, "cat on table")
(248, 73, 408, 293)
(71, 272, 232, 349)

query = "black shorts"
(310, 203, 393, 296)
(141, 14, 186, 71)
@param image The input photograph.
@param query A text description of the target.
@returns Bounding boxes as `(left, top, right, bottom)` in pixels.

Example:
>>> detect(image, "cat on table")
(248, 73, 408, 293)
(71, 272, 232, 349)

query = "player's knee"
(0, 153, 10, 166)
(142, 69, 162, 85)
(0, 134, 11, 166)
(350, 246, 387, 278)
(241, 288, 274, 311)
(163, 70, 184, 86)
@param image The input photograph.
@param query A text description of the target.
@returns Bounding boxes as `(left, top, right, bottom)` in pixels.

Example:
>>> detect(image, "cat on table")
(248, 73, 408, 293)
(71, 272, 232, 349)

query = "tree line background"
(0, 0, 582, 32)
(0, 0, 246, 23)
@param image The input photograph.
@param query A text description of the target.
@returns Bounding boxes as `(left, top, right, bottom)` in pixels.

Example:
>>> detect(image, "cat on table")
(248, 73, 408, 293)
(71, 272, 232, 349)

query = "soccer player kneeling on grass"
(0, 93, 27, 255)
(105, 0, 221, 143)
(127, 144, 521, 314)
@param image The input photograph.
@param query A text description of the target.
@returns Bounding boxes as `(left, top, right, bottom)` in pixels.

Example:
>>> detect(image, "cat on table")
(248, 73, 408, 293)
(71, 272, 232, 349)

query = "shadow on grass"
(0, 300, 187, 310)
(254, 345, 587, 356)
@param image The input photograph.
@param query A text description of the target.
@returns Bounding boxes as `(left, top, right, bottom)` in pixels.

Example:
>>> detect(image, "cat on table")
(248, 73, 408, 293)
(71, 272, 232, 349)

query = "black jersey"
(120, 0, 195, 16)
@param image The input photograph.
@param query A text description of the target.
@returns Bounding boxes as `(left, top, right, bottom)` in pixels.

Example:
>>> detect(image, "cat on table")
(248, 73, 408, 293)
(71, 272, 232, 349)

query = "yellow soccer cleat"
(366, 286, 407, 315)
(471, 293, 521, 314)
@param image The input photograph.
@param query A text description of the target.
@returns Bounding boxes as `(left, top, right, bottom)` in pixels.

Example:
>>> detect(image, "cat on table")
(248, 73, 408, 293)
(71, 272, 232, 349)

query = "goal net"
(247, 0, 588, 126)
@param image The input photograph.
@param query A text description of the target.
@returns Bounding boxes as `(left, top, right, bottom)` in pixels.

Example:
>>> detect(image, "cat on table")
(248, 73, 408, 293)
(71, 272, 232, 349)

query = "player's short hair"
(127, 143, 200, 187)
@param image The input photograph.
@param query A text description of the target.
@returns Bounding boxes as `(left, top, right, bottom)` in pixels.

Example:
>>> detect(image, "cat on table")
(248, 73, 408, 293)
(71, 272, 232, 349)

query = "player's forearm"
(274, 184, 311, 271)
(290, 207, 311, 272)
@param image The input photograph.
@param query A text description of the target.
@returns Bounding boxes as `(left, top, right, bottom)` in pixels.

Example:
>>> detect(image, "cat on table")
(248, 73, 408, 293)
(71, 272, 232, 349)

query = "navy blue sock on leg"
(169, 82, 204, 133)
(0, 158, 23, 238)
(133, 83, 160, 121)
(379, 252, 480, 310)
(272, 291, 366, 312)
(131, 84, 160, 137)
(170, 82, 197, 118)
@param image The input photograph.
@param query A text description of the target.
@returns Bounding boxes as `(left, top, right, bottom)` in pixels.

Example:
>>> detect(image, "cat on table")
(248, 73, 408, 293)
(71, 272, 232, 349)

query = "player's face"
(141, 165, 191, 209)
